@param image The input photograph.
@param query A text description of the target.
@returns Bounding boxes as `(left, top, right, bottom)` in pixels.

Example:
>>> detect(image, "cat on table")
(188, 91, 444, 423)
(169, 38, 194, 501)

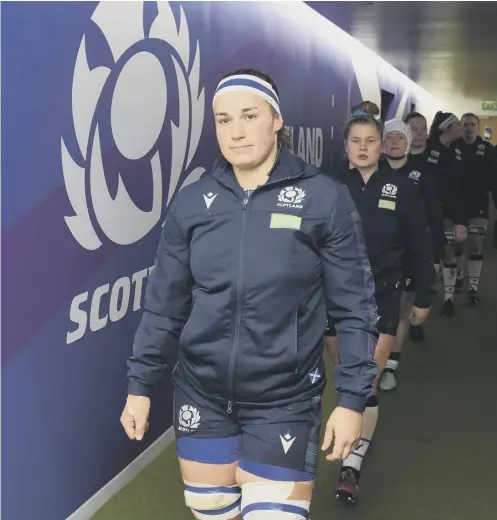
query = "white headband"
(438, 114, 457, 131)
(213, 74, 281, 115)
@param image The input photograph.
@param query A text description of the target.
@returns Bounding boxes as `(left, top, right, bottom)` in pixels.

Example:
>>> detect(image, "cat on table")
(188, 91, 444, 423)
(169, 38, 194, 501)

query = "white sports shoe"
(380, 371, 397, 392)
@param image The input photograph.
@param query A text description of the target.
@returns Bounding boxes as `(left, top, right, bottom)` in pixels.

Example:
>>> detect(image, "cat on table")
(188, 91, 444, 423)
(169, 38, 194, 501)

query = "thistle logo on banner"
(61, 1, 206, 251)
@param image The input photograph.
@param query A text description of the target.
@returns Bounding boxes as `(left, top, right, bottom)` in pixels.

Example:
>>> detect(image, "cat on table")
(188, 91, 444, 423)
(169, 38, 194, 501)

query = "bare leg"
(392, 291, 415, 355)
(378, 291, 415, 391)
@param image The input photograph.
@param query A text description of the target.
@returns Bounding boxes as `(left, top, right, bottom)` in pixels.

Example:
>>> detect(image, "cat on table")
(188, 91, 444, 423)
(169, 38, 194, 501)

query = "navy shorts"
(325, 290, 401, 337)
(467, 194, 490, 220)
(173, 378, 322, 482)
(468, 206, 489, 220)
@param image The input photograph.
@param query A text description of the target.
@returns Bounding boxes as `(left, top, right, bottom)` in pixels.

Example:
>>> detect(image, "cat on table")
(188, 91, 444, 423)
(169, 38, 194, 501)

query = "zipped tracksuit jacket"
(425, 138, 468, 226)
(453, 136, 495, 217)
(396, 157, 446, 264)
(338, 163, 435, 309)
(127, 149, 379, 413)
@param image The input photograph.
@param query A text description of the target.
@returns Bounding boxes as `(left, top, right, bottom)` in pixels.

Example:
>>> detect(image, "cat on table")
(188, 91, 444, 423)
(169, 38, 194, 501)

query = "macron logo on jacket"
(203, 192, 218, 209)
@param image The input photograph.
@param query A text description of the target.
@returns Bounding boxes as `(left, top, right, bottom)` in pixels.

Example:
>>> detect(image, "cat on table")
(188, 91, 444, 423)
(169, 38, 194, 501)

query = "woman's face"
(345, 123, 383, 169)
(384, 130, 409, 158)
(462, 115, 479, 141)
(213, 90, 282, 170)
(407, 116, 427, 149)
(446, 118, 462, 142)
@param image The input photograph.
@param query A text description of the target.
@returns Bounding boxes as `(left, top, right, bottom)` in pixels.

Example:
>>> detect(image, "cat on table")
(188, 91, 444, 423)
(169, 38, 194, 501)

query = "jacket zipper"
(226, 194, 249, 414)
(225, 171, 307, 414)
(293, 308, 299, 376)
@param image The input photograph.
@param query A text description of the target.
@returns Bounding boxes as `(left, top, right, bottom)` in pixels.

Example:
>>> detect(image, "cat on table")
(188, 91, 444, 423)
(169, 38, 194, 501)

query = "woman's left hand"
(321, 407, 363, 461)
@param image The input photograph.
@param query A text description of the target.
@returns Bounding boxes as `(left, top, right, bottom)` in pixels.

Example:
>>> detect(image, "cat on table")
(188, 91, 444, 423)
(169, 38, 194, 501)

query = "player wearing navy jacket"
(324, 114, 434, 503)
(425, 112, 467, 317)
(452, 113, 495, 305)
(120, 69, 379, 520)
(379, 120, 441, 392)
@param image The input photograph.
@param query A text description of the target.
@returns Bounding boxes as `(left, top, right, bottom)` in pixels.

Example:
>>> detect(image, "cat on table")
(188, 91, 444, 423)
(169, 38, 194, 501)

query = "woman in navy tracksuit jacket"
(324, 114, 434, 504)
(426, 111, 468, 318)
(120, 69, 379, 519)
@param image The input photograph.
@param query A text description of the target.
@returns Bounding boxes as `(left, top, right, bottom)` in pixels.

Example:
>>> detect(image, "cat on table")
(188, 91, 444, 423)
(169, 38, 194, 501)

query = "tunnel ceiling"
(307, 1, 497, 105)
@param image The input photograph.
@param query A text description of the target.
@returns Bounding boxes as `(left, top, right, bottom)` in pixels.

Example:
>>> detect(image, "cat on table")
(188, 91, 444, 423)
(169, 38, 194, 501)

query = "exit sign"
(482, 101, 497, 111)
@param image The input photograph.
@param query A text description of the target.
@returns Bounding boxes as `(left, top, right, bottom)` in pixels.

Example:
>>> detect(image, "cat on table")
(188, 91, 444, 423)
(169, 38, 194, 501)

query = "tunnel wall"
(1, 2, 444, 519)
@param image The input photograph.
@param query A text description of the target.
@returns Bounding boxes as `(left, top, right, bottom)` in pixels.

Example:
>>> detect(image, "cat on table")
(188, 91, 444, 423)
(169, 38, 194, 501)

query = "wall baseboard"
(66, 426, 175, 520)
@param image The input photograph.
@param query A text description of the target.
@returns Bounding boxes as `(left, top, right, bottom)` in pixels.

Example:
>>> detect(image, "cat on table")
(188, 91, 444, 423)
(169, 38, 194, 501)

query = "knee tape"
(241, 481, 311, 519)
(184, 481, 241, 520)
(444, 230, 454, 242)
(468, 224, 487, 236)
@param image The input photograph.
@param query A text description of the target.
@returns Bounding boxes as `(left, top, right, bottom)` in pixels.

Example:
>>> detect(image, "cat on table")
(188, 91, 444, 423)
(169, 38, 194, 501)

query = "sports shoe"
(380, 370, 397, 392)
(443, 299, 455, 318)
(336, 467, 360, 504)
(468, 289, 480, 306)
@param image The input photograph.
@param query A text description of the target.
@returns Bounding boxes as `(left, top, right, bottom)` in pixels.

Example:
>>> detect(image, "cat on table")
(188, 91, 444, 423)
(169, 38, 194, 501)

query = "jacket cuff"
(337, 393, 368, 413)
(127, 378, 153, 397)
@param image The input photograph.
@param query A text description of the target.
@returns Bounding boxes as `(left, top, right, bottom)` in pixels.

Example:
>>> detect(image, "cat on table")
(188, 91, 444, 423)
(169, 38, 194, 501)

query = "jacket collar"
(211, 148, 313, 187)
(340, 159, 390, 185)
(459, 135, 484, 148)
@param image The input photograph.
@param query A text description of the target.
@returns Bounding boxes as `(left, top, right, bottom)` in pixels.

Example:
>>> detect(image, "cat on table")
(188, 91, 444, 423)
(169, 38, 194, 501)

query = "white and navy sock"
(442, 262, 457, 301)
(342, 396, 378, 474)
(468, 254, 483, 292)
(384, 352, 400, 373)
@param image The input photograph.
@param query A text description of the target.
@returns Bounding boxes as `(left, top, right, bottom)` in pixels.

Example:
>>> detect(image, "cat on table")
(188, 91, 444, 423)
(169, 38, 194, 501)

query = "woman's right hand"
(321, 406, 363, 462)
(120, 395, 151, 441)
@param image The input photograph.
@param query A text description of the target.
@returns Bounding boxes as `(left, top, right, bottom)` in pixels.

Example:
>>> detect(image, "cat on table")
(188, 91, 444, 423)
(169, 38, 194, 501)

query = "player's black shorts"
(466, 192, 490, 220)
(403, 276, 415, 293)
(467, 205, 489, 220)
(173, 376, 322, 482)
(325, 289, 402, 337)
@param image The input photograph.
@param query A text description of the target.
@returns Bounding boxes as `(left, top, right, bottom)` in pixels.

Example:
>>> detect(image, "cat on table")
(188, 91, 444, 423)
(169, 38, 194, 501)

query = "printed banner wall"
(1, 2, 444, 519)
